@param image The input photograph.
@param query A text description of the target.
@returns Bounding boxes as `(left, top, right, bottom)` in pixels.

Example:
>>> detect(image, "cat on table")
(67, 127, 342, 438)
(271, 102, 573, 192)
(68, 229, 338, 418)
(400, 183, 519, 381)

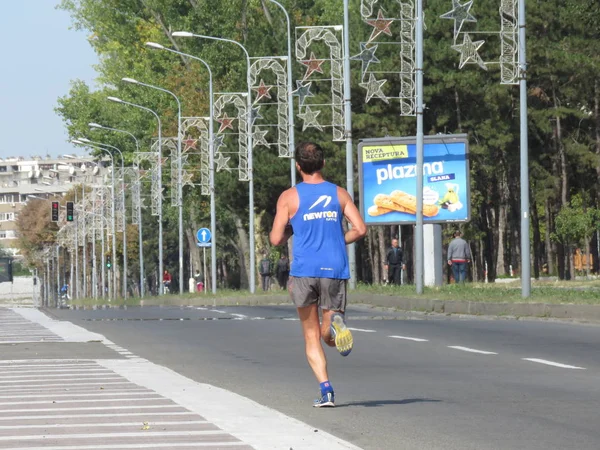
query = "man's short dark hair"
(295, 142, 324, 175)
(454, 230, 462, 237)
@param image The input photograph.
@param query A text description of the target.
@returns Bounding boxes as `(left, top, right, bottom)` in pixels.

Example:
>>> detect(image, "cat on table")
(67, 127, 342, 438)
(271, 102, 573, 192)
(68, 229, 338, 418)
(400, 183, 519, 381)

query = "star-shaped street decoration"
(139, 197, 146, 209)
(214, 152, 231, 172)
(250, 107, 263, 125)
(252, 79, 273, 103)
(292, 80, 314, 107)
(213, 134, 225, 152)
(365, 10, 394, 44)
(183, 138, 197, 151)
(359, 73, 389, 103)
(440, 0, 477, 41)
(217, 113, 235, 133)
(253, 128, 269, 147)
(180, 154, 189, 165)
(300, 52, 325, 80)
(350, 42, 381, 78)
(451, 33, 487, 70)
(298, 106, 323, 131)
(182, 171, 194, 186)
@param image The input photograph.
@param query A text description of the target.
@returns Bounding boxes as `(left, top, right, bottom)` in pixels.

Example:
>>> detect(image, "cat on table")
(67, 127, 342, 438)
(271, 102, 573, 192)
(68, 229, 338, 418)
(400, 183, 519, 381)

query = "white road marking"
(0, 430, 229, 441)
(0, 396, 164, 406)
(448, 346, 498, 355)
(522, 358, 586, 370)
(0, 443, 248, 449)
(0, 381, 134, 390)
(389, 335, 429, 342)
(196, 307, 208, 310)
(0, 405, 185, 413)
(0, 390, 152, 400)
(0, 421, 208, 430)
(230, 313, 247, 318)
(210, 309, 227, 314)
(283, 317, 298, 321)
(348, 327, 376, 333)
(0, 412, 197, 421)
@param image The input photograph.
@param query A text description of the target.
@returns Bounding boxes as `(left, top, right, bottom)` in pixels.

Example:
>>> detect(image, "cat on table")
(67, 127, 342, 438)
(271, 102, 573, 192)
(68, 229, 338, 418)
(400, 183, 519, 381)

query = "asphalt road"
(49, 304, 600, 450)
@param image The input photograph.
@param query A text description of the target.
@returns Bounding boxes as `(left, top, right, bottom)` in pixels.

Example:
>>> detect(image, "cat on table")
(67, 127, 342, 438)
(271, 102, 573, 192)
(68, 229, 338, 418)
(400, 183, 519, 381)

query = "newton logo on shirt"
(304, 195, 338, 221)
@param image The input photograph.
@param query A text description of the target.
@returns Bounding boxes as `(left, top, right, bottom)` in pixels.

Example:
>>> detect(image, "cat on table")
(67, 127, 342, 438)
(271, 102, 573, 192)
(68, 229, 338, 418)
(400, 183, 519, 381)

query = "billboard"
(358, 134, 470, 225)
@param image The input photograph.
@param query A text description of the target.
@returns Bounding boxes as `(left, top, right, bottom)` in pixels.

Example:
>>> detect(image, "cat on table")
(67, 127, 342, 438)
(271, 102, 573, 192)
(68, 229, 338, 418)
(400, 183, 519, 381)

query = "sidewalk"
(0, 307, 362, 450)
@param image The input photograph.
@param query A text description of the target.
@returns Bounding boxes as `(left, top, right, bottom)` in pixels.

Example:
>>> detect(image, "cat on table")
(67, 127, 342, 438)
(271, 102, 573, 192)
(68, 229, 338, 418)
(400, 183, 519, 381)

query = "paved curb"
(70, 293, 600, 322)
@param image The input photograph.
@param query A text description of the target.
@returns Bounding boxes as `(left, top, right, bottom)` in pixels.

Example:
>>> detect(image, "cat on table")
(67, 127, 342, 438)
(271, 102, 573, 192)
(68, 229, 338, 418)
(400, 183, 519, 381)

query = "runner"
(269, 141, 367, 407)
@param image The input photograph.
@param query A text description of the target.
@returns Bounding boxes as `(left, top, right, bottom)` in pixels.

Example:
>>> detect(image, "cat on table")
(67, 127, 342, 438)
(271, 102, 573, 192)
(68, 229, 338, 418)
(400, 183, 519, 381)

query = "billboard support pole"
(415, 0, 425, 294)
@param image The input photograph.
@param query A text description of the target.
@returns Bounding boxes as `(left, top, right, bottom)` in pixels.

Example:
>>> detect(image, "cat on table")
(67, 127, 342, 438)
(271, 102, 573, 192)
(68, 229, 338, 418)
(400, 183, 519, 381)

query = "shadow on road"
(335, 398, 441, 408)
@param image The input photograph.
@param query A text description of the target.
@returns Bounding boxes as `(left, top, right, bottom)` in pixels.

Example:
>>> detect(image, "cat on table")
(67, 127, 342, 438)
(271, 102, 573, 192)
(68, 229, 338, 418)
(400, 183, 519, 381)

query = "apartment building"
(0, 155, 109, 258)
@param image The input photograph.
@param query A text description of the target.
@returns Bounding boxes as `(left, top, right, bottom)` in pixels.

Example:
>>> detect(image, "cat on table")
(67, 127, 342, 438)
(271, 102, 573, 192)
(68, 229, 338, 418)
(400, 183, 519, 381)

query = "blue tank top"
(289, 181, 349, 279)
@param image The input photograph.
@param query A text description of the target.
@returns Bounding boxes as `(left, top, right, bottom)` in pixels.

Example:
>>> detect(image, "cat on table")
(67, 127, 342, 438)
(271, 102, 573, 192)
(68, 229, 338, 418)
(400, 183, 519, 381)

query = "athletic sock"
(320, 381, 333, 396)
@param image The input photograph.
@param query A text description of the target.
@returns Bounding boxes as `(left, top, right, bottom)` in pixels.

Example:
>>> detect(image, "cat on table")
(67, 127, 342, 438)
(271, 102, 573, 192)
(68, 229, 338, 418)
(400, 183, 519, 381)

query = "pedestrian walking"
(385, 238, 405, 285)
(269, 141, 367, 408)
(259, 253, 272, 291)
(447, 230, 472, 283)
(276, 254, 290, 289)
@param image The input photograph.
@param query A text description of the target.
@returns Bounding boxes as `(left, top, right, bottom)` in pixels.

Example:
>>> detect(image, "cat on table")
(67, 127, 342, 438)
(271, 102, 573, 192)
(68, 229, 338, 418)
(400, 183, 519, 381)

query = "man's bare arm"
(338, 187, 367, 244)
(269, 190, 293, 246)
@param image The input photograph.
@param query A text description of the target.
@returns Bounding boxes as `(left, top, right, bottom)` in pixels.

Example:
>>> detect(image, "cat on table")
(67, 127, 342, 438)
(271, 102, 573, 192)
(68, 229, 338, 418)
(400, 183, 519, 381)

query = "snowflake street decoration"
(295, 26, 345, 141)
(440, 0, 477, 41)
(451, 33, 487, 70)
(356, 1, 416, 116)
(249, 57, 290, 157)
(213, 93, 249, 180)
(440, 0, 520, 84)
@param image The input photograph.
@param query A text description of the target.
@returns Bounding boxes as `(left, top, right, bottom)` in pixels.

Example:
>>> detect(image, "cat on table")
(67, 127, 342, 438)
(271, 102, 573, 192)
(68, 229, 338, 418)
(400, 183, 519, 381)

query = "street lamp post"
(172, 30, 256, 294)
(89, 123, 145, 298)
(267, 0, 296, 187)
(79, 138, 128, 299)
(145, 42, 217, 294)
(108, 96, 165, 295)
(342, 0, 357, 289)
(121, 78, 184, 296)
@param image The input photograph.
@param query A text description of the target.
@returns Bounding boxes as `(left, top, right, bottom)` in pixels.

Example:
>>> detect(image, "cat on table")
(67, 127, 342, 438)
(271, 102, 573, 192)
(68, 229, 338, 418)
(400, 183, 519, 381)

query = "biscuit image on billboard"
(371, 191, 440, 218)
(368, 204, 393, 216)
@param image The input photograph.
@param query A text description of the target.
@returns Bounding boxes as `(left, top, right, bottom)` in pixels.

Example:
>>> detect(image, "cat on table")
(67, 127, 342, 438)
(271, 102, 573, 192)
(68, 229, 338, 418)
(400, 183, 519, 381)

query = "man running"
(269, 142, 367, 408)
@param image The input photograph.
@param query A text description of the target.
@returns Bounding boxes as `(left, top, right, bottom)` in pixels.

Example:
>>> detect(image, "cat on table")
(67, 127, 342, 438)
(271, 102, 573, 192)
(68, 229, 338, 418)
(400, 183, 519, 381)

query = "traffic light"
(66, 202, 74, 222)
(106, 256, 112, 269)
(51, 202, 59, 222)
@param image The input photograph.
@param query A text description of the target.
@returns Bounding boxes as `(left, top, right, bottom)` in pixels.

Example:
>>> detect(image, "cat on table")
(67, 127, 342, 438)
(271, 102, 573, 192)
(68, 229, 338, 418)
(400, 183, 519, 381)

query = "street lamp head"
(78, 138, 91, 143)
(172, 31, 193, 37)
(107, 96, 123, 103)
(89, 122, 103, 129)
(145, 42, 165, 50)
(63, 154, 77, 159)
(71, 139, 83, 145)
(122, 77, 139, 84)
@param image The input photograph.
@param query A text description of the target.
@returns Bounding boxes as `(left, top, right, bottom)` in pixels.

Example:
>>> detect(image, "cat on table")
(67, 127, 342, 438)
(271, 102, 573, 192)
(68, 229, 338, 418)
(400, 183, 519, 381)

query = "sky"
(0, 1, 99, 160)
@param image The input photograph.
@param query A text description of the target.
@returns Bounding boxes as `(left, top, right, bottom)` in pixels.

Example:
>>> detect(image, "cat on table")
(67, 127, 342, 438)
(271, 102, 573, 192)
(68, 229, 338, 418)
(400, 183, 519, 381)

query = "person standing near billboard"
(447, 230, 471, 283)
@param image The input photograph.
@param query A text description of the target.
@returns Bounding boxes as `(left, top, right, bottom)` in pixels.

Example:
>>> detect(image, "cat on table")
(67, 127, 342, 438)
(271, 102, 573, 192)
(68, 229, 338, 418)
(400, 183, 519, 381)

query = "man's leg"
(451, 263, 460, 283)
(459, 263, 467, 283)
(297, 304, 329, 383)
(393, 265, 401, 285)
